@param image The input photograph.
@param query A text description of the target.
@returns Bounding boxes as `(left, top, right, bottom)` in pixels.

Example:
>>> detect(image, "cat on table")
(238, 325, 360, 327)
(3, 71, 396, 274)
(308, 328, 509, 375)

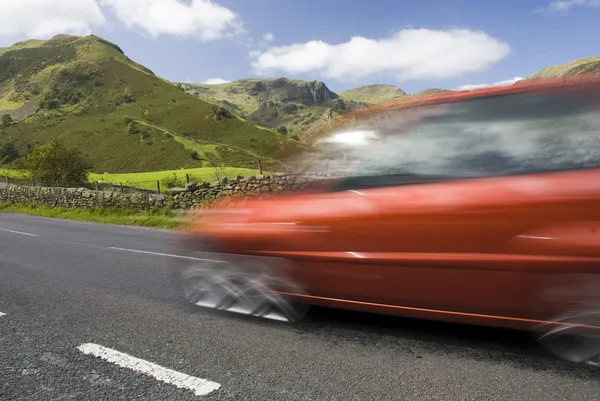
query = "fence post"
(257, 159, 263, 175)
(94, 181, 99, 191)
(156, 180, 161, 194)
(120, 182, 123, 192)
(4, 176, 8, 185)
(186, 174, 190, 184)
(31, 179, 35, 186)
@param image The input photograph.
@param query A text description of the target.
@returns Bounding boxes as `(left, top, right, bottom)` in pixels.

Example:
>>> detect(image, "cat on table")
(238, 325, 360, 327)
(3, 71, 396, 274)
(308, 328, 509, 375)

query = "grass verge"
(0, 202, 184, 229)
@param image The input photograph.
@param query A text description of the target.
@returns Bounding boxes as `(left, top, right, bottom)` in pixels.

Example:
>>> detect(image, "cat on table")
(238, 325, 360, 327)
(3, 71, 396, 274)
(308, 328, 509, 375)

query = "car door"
(299, 84, 600, 321)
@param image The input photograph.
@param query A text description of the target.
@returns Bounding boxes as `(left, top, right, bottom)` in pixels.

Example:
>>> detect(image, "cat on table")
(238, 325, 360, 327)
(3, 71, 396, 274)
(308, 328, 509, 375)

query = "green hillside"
(181, 77, 367, 135)
(339, 84, 407, 104)
(0, 34, 301, 173)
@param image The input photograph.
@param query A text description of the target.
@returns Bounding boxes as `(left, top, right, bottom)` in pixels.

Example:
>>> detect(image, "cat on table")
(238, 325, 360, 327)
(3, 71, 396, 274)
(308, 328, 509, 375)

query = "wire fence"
(1, 171, 230, 194)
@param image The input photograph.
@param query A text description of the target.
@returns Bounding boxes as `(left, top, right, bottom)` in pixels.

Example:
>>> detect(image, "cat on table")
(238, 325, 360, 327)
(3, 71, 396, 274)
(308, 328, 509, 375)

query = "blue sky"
(0, 0, 599, 93)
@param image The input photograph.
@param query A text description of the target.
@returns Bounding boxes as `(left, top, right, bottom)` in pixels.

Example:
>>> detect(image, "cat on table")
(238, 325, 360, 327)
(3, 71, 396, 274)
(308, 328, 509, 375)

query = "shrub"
(0, 142, 19, 164)
(21, 139, 92, 186)
(161, 173, 184, 189)
(0, 114, 14, 128)
(277, 125, 288, 135)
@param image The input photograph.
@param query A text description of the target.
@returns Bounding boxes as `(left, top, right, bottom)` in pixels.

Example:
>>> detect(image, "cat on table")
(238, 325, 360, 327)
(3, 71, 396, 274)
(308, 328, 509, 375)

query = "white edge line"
(109, 247, 227, 263)
(77, 343, 221, 396)
(0, 228, 38, 237)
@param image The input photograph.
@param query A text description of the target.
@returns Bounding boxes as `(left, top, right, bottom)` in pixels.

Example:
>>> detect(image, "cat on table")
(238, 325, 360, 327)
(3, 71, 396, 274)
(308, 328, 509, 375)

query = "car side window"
(327, 89, 600, 180)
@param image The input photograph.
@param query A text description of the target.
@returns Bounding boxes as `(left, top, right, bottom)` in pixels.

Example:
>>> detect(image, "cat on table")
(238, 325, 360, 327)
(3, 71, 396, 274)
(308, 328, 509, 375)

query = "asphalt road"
(1, 213, 600, 401)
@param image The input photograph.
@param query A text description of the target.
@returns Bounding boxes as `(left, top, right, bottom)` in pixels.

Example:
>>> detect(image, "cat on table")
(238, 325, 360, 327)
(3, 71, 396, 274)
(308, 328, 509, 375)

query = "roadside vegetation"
(0, 203, 184, 229)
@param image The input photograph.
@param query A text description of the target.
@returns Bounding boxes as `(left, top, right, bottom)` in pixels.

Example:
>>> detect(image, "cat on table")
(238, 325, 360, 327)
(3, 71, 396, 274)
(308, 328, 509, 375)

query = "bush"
(127, 121, 137, 134)
(209, 105, 231, 121)
(190, 150, 200, 160)
(0, 114, 14, 128)
(0, 142, 19, 164)
(277, 125, 289, 135)
(161, 173, 184, 189)
(21, 139, 92, 186)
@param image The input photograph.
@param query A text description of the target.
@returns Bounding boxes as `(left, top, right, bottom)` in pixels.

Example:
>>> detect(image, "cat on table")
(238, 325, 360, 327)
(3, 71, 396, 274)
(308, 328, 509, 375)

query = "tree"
(0, 114, 14, 128)
(127, 121, 137, 134)
(23, 139, 92, 186)
(0, 142, 19, 164)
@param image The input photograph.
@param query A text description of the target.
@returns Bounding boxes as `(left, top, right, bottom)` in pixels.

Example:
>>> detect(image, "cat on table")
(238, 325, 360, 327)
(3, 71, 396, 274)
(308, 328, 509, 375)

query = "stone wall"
(0, 173, 332, 210)
(0, 183, 167, 209)
(167, 172, 331, 209)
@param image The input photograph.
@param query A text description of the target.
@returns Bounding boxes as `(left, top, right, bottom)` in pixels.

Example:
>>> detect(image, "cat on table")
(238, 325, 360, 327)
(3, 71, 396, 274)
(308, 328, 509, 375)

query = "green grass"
(0, 166, 263, 190)
(0, 202, 184, 229)
(90, 167, 262, 189)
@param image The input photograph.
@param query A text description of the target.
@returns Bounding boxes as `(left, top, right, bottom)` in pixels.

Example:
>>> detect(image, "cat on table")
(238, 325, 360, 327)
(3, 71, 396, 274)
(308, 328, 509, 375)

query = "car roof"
(343, 74, 600, 121)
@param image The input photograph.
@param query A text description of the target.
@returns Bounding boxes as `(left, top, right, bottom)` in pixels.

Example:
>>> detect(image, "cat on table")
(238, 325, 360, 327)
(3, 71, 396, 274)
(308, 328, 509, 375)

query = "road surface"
(1, 213, 599, 400)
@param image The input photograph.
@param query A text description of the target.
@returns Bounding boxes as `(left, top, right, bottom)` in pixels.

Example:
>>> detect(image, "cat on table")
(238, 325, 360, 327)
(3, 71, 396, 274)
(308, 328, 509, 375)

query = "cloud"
(202, 78, 231, 84)
(262, 33, 275, 42)
(455, 76, 524, 91)
(249, 28, 510, 83)
(100, 0, 244, 40)
(535, 0, 600, 13)
(0, 0, 105, 38)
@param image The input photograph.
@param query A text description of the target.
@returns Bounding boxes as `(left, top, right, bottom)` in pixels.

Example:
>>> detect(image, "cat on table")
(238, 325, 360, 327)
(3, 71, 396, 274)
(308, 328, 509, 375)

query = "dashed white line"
(0, 228, 38, 237)
(0, 312, 6, 317)
(77, 343, 221, 397)
(109, 247, 226, 262)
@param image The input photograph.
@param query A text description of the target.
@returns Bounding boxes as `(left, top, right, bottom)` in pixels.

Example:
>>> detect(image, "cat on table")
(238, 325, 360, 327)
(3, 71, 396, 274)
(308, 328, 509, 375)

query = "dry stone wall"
(0, 173, 332, 210)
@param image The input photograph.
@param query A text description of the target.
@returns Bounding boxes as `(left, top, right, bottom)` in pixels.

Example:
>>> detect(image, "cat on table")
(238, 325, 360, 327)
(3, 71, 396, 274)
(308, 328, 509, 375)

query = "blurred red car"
(174, 76, 600, 365)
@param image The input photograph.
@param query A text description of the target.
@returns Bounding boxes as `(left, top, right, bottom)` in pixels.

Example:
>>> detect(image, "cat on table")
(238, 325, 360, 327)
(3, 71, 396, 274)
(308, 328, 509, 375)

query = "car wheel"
(536, 310, 600, 366)
(177, 255, 309, 323)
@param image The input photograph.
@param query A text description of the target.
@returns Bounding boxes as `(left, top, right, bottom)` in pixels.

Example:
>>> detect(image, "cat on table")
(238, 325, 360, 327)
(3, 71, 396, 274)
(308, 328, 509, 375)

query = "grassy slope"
(0, 35, 300, 173)
(339, 84, 407, 104)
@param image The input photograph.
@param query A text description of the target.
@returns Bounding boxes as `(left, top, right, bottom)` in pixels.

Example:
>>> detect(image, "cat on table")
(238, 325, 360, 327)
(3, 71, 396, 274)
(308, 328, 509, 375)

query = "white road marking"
(0, 312, 6, 317)
(77, 343, 221, 396)
(109, 247, 226, 263)
(0, 228, 38, 237)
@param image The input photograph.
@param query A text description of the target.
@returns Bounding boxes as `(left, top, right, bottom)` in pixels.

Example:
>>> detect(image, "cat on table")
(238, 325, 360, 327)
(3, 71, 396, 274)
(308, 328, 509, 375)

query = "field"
(89, 167, 262, 190)
(0, 166, 263, 190)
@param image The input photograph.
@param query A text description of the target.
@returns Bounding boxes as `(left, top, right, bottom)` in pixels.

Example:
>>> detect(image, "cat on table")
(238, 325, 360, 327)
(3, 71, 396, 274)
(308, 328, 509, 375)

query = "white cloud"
(455, 76, 524, 91)
(0, 0, 105, 38)
(262, 32, 275, 42)
(100, 0, 244, 40)
(202, 78, 231, 84)
(249, 28, 510, 83)
(536, 0, 600, 13)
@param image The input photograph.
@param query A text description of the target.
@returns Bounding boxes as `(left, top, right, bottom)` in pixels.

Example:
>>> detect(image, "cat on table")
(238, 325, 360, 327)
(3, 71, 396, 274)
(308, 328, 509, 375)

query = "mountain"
(339, 84, 407, 104)
(181, 77, 370, 136)
(0, 34, 301, 173)
(523, 56, 600, 81)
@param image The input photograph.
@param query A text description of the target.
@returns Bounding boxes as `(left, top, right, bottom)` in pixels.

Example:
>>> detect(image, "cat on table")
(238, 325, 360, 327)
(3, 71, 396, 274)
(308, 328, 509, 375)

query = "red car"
(174, 76, 600, 365)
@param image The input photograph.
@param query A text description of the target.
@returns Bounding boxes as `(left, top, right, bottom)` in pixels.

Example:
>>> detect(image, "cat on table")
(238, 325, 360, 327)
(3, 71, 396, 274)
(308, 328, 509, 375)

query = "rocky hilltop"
(182, 77, 364, 135)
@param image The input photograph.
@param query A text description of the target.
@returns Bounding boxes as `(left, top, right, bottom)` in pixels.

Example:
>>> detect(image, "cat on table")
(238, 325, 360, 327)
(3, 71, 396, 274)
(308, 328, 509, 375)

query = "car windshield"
(314, 89, 600, 178)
